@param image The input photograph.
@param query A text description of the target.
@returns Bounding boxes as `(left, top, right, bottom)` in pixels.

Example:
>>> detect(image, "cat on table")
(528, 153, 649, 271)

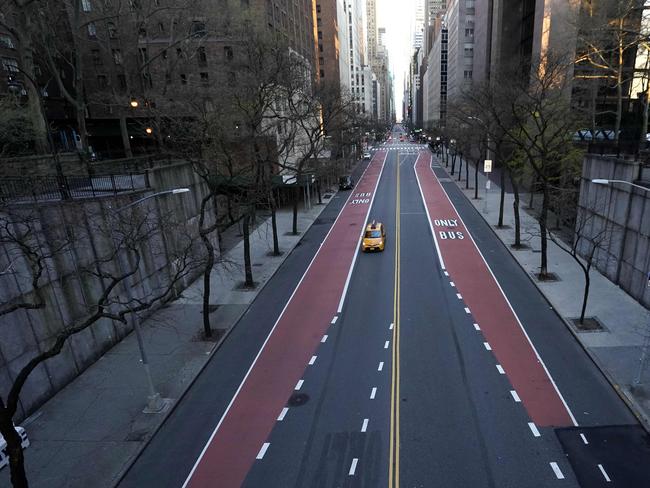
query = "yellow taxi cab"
(362, 221, 386, 252)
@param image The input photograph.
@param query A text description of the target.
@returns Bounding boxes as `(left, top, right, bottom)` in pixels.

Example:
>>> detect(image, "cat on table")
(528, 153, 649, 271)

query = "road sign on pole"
(484, 160, 493, 173)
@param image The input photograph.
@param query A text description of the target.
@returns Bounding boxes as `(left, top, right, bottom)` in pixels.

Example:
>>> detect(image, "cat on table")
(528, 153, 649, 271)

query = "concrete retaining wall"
(0, 161, 217, 420)
(578, 155, 650, 308)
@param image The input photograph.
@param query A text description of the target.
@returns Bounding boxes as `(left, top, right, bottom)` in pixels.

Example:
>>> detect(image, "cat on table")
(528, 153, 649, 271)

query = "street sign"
(484, 159, 493, 173)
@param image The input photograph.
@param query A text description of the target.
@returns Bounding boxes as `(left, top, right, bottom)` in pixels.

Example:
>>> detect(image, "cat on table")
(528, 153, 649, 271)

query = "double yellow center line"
(389, 152, 401, 488)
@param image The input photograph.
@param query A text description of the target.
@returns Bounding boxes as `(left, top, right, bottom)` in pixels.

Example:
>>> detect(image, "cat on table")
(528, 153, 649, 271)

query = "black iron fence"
(0, 173, 149, 204)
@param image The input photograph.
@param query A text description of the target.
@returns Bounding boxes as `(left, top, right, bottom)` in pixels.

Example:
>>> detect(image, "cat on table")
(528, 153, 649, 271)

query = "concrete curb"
(112, 160, 369, 486)
(433, 151, 650, 434)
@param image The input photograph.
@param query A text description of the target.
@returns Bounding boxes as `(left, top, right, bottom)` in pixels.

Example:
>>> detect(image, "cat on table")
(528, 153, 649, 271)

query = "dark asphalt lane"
(399, 153, 579, 487)
(118, 161, 370, 488)
(428, 155, 636, 428)
(242, 150, 398, 487)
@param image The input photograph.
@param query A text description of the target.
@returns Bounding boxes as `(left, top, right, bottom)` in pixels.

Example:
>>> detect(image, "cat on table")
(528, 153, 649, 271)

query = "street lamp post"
(591, 178, 650, 388)
(111, 187, 190, 413)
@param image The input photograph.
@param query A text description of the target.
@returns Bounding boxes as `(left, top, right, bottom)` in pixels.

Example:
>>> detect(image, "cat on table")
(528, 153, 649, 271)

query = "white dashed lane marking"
(348, 458, 359, 475)
(256, 443, 270, 460)
(277, 408, 288, 421)
(510, 390, 521, 402)
(528, 422, 541, 437)
(456, 293, 463, 300)
(483, 342, 492, 351)
(321, 335, 328, 343)
(496, 364, 505, 374)
(331, 316, 338, 325)
(598, 464, 611, 482)
(464, 307, 471, 314)
(580, 433, 589, 445)
(295, 380, 304, 390)
(308, 356, 317, 365)
(384, 341, 390, 349)
(361, 419, 369, 432)
(378, 362, 384, 371)
(550, 462, 565, 479)
(473, 323, 480, 331)
(370, 387, 377, 399)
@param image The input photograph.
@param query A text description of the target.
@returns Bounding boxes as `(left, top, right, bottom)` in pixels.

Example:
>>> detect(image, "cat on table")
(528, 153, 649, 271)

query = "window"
(227, 71, 235, 86)
(88, 22, 97, 38)
(318, 56, 324, 65)
(320, 69, 324, 78)
(117, 74, 127, 91)
(200, 72, 209, 86)
(112, 49, 122, 65)
(96, 74, 107, 88)
(463, 70, 472, 79)
(465, 28, 473, 37)
(180, 73, 187, 85)
(464, 46, 473, 57)
(190, 21, 206, 38)
(2, 57, 18, 72)
(82, 0, 92, 11)
(318, 44, 323, 52)
(91, 49, 102, 66)
(224, 46, 233, 60)
(107, 22, 116, 39)
(0, 36, 14, 49)
(197, 47, 207, 67)
(318, 31, 322, 39)
(139, 27, 147, 39)
(316, 4, 320, 13)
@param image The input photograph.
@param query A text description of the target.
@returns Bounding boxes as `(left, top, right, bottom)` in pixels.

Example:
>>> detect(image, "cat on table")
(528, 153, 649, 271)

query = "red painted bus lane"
(183, 152, 387, 488)
(414, 151, 575, 427)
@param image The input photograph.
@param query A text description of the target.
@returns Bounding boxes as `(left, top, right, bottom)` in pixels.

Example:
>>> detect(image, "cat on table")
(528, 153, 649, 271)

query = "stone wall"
(577, 154, 650, 308)
(0, 161, 217, 420)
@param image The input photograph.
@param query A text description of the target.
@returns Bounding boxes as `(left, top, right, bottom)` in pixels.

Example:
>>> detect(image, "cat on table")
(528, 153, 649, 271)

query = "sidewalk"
(433, 152, 650, 429)
(0, 199, 333, 488)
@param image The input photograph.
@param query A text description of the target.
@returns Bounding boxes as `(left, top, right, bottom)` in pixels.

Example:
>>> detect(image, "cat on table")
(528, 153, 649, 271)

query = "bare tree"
(0, 203, 196, 487)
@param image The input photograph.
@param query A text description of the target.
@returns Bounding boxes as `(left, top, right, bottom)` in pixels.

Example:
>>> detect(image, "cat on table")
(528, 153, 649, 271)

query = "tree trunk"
(243, 212, 254, 287)
(270, 192, 280, 256)
(539, 185, 550, 277)
(498, 168, 505, 227)
(457, 154, 463, 182)
(465, 155, 469, 189)
(450, 152, 456, 174)
(0, 412, 29, 488)
(317, 180, 322, 205)
(292, 185, 300, 235)
(511, 172, 521, 247)
(200, 236, 214, 338)
(473, 159, 478, 197)
(528, 175, 536, 209)
(580, 269, 591, 324)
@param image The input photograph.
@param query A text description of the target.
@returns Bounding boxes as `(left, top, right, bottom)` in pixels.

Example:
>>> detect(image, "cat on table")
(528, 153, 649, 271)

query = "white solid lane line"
(484, 342, 492, 351)
(510, 390, 521, 402)
(496, 364, 505, 375)
(384, 341, 390, 349)
(361, 419, 369, 432)
(308, 356, 317, 365)
(598, 464, 612, 482)
(378, 362, 384, 371)
(321, 335, 328, 343)
(580, 433, 589, 445)
(370, 387, 377, 399)
(464, 307, 471, 314)
(473, 323, 480, 330)
(349, 458, 359, 476)
(527, 422, 541, 437)
(295, 379, 304, 390)
(550, 462, 565, 479)
(256, 443, 270, 460)
(277, 408, 288, 421)
(331, 316, 338, 325)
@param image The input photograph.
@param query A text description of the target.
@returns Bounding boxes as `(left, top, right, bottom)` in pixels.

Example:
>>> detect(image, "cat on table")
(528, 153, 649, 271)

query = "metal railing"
(0, 173, 149, 204)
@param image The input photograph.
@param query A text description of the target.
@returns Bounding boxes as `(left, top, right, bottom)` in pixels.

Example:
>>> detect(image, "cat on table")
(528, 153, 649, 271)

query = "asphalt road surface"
(119, 127, 649, 488)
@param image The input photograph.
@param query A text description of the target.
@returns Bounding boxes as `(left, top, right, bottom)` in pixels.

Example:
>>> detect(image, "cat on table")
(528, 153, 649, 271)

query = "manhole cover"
(288, 393, 309, 407)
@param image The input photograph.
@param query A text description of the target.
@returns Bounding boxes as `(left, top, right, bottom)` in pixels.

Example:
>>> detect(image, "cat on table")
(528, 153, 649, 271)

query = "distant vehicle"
(363, 152, 372, 160)
(339, 175, 354, 190)
(362, 221, 386, 252)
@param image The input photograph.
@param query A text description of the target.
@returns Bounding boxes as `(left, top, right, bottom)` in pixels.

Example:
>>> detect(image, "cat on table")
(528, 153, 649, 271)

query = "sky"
(377, 0, 415, 121)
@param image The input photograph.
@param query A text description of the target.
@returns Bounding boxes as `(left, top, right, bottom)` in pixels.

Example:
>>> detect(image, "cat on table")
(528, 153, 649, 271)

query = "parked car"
(363, 152, 372, 160)
(339, 176, 354, 190)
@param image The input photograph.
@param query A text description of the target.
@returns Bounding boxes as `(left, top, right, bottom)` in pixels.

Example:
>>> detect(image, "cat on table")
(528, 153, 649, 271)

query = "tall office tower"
(426, 0, 447, 24)
(316, 0, 351, 91)
(367, 0, 378, 63)
(347, 0, 367, 112)
(445, 0, 475, 101)
(413, 0, 426, 49)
